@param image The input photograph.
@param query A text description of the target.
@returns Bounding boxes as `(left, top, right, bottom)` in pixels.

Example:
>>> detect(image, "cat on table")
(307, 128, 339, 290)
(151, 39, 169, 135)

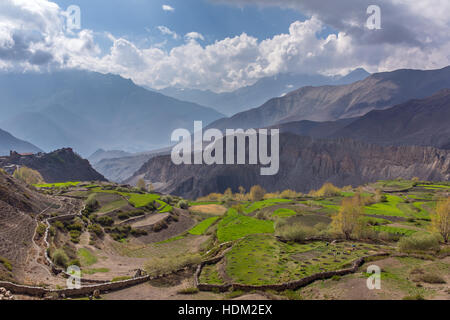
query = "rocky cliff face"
(128, 134, 450, 199)
(0, 148, 107, 183)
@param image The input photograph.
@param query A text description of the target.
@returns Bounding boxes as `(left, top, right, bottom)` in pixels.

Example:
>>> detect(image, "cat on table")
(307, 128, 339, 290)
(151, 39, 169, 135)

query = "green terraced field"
(222, 234, 385, 286)
(217, 209, 274, 243)
(189, 217, 220, 235)
(272, 208, 297, 218)
(34, 181, 81, 188)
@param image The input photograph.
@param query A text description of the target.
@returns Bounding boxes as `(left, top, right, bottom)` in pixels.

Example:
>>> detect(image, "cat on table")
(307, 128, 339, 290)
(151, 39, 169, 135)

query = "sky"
(0, 0, 449, 92)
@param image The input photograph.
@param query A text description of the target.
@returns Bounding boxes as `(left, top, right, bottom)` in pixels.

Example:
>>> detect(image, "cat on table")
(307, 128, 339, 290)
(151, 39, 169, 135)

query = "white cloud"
(185, 32, 205, 41)
(157, 26, 179, 40)
(0, 0, 449, 93)
(162, 5, 175, 12)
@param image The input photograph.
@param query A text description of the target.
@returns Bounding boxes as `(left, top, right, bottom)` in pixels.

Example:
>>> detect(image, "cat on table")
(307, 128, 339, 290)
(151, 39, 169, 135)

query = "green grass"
(199, 264, 224, 285)
(34, 181, 81, 188)
(111, 276, 132, 282)
(90, 187, 172, 212)
(364, 195, 406, 217)
(0, 256, 13, 271)
(272, 208, 297, 218)
(372, 225, 417, 237)
(82, 268, 110, 275)
(77, 248, 98, 266)
(243, 199, 291, 214)
(224, 234, 384, 286)
(189, 217, 220, 235)
(97, 199, 128, 213)
(217, 209, 274, 243)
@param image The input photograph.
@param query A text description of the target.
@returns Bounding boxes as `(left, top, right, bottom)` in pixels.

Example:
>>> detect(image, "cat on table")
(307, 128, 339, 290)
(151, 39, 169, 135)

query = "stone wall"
(196, 253, 389, 293)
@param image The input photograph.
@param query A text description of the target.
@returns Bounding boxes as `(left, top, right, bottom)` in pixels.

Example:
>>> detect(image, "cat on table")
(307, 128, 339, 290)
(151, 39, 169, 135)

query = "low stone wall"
(0, 266, 194, 298)
(196, 253, 389, 293)
(0, 275, 151, 297)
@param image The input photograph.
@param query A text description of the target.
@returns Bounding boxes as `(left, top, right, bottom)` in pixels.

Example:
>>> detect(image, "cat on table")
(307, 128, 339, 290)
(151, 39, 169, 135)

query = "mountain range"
(208, 66, 450, 131)
(156, 68, 370, 116)
(0, 71, 224, 156)
(274, 89, 450, 150)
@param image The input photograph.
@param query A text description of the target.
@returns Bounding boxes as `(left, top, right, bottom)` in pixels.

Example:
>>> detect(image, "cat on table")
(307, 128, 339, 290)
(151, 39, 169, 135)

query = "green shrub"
(52, 249, 69, 267)
(36, 223, 47, 237)
(0, 256, 13, 271)
(177, 287, 199, 295)
(178, 200, 189, 209)
(85, 194, 100, 213)
(97, 216, 114, 227)
(88, 224, 104, 237)
(419, 273, 446, 284)
(398, 234, 441, 252)
(131, 228, 148, 237)
(118, 212, 130, 220)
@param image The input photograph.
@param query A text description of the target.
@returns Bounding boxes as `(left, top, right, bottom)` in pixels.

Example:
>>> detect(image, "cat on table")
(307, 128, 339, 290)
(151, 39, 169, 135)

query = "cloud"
(0, 0, 100, 71)
(185, 32, 205, 41)
(157, 26, 179, 40)
(162, 5, 175, 12)
(0, 0, 449, 93)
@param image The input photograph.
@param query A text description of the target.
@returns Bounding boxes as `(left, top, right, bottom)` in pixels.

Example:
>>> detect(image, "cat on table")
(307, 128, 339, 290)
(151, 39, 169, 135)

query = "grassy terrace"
(189, 217, 220, 235)
(200, 234, 387, 286)
(217, 208, 274, 243)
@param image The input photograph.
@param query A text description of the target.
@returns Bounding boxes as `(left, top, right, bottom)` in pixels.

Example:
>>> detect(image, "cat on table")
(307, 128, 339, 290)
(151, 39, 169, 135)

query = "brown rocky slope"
(128, 134, 450, 199)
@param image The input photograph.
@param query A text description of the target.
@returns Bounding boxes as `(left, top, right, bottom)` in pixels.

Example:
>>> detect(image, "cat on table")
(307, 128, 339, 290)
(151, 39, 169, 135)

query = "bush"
(0, 256, 13, 271)
(52, 249, 69, 267)
(118, 212, 130, 220)
(36, 223, 47, 237)
(250, 185, 266, 202)
(131, 228, 148, 237)
(13, 166, 44, 185)
(311, 182, 341, 197)
(398, 233, 441, 252)
(178, 200, 189, 209)
(85, 194, 100, 213)
(276, 224, 317, 242)
(177, 287, 199, 295)
(69, 230, 81, 243)
(88, 224, 104, 237)
(97, 216, 114, 227)
(152, 220, 168, 232)
(419, 273, 446, 284)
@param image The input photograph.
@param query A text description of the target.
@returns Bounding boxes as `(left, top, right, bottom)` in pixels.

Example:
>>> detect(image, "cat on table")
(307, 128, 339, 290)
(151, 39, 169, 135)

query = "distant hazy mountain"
(0, 148, 107, 183)
(274, 89, 450, 150)
(127, 134, 450, 199)
(156, 69, 370, 116)
(88, 149, 132, 165)
(0, 128, 42, 156)
(0, 71, 224, 156)
(209, 66, 450, 131)
(93, 147, 171, 182)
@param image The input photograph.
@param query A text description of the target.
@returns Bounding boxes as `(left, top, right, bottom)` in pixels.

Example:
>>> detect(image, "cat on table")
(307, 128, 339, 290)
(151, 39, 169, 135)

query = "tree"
(238, 186, 246, 194)
(313, 182, 341, 197)
(147, 182, 155, 193)
(136, 178, 146, 191)
(13, 166, 44, 185)
(332, 196, 364, 239)
(250, 185, 266, 202)
(431, 197, 450, 243)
